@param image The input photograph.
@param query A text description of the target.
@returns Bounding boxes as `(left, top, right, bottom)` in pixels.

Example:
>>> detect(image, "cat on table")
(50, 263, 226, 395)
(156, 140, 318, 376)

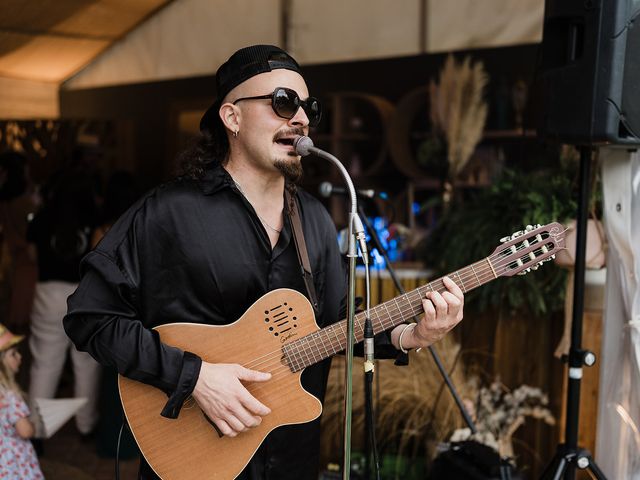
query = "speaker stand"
(539, 147, 606, 480)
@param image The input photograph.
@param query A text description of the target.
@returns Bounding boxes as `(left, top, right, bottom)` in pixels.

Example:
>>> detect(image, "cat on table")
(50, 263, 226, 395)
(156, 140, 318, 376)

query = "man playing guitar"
(64, 45, 464, 479)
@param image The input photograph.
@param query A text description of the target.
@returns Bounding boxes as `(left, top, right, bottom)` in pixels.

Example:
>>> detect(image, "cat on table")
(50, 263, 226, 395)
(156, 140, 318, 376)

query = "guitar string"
(242, 244, 553, 382)
(231, 240, 556, 383)
(233, 242, 558, 401)
(127, 233, 559, 439)
(259, 236, 550, 360)
(240, 244, 556, 399)
(245, 274, 498, 383)
(239, 239, 555, 376)
(241, 233, 555, 402)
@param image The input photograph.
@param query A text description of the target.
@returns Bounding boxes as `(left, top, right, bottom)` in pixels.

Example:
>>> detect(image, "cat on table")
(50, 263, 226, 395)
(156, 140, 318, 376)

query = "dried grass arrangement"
(320, 334, 472, 466)
(429, 54, 488, 179)
(450, 380, 556, 460)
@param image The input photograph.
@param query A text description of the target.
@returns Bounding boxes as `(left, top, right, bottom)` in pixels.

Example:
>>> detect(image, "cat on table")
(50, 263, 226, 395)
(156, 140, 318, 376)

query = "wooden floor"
(40, 422, 140, 480)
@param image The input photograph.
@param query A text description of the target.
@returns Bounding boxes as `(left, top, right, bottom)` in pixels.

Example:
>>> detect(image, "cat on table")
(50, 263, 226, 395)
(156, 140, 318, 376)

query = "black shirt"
(64, 164, 351, 479)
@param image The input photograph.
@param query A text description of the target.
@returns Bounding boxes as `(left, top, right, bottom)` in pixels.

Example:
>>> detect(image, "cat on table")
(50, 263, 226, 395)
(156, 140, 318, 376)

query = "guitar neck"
(284, 257, 499, 372)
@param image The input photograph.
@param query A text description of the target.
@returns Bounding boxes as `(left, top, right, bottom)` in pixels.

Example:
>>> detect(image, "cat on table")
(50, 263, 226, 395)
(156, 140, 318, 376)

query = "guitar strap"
(285, 189, 319, 313)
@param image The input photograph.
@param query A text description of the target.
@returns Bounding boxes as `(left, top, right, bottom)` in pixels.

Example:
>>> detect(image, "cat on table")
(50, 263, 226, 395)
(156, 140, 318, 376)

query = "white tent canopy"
(0, 0, 544, 118)
(63, 0, 544, 90)
(0, 0, 171, 118)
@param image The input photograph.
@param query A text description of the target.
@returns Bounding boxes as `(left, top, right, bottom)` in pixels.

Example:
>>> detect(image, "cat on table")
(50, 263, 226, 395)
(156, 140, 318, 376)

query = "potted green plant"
(415, 163, 580, 474)
(418, 166, 577, 316)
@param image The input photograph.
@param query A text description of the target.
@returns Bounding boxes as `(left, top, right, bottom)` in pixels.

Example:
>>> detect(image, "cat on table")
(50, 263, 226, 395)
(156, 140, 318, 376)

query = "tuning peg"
(526, 225, 534, 231)
(500, 236, 511, 243)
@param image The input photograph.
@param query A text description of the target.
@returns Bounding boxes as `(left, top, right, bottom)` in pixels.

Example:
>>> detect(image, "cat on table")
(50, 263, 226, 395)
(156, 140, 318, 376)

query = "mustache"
(273, 127, 306, 142)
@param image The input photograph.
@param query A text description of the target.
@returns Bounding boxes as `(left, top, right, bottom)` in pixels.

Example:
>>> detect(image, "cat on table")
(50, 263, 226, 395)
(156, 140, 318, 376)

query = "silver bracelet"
(398, 323, 416, 354)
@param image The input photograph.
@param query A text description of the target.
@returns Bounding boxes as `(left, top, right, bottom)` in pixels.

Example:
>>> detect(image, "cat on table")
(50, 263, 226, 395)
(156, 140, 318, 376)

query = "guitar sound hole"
(265, 303, 299, 338)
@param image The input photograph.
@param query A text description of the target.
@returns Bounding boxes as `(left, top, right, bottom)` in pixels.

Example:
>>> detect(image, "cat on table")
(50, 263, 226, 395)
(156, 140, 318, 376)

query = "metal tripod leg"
(539, 447, 570, 480)
(540, 444, 607, 480)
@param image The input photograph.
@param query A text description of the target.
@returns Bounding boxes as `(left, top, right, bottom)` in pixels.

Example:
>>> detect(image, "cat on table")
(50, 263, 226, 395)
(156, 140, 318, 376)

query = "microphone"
(293, 135, 314, 157)
(319, 182, 378, 199)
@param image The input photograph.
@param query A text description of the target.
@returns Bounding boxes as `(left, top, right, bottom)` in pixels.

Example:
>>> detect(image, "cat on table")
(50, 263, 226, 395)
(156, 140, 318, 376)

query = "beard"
(272, 127, 305, 184)
(274, 155, 303, 184)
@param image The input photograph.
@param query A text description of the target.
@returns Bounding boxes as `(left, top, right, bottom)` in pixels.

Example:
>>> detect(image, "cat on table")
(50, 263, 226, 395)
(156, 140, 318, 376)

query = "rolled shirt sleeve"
(64, 245, 201, 419)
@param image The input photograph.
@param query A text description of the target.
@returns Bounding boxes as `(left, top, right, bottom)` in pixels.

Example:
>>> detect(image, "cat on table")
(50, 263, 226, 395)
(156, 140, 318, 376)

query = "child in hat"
(0, 324, 44, 479)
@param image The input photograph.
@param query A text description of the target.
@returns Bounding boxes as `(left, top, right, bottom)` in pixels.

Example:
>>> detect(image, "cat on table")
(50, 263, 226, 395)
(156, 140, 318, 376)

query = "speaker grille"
(539, 0, 640, 145)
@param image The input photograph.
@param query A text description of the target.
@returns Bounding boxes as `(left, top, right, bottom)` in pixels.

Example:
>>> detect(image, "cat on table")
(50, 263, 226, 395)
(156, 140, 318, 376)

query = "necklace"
(233, 180, 283, 234)
(258, 216, 282, 234)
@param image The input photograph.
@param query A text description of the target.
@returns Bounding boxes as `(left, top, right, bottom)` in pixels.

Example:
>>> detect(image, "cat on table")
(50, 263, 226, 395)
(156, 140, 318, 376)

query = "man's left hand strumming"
(391, 276, 464, 352)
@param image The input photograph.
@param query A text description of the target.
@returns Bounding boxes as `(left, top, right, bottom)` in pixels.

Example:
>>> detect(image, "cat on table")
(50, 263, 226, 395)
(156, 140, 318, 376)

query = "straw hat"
(0, 324, 24, 352)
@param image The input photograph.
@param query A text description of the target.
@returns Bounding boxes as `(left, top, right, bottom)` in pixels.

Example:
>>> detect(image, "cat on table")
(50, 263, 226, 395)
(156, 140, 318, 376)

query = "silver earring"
(233, 130, 239, 138)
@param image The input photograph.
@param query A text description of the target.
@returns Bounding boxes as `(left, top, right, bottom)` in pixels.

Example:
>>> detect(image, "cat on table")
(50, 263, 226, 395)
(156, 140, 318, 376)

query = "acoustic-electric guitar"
(119, 222, 566, 479)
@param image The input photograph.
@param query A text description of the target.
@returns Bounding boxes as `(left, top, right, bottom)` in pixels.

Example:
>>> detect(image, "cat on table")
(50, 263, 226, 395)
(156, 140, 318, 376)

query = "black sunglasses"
(232, 87, 322, 127)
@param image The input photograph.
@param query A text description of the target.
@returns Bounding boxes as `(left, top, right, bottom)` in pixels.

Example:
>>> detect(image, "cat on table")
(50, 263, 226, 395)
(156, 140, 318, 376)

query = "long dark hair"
(177, 124, 229, 179)
(176, 119, 298, 208)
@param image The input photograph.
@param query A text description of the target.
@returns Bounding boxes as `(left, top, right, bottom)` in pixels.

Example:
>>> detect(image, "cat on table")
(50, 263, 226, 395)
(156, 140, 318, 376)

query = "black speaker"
(538, 0, 640, 145)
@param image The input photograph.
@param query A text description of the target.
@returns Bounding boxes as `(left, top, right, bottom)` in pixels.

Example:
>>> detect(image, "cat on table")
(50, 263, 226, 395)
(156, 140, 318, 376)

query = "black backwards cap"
(199, 45, 303, 134)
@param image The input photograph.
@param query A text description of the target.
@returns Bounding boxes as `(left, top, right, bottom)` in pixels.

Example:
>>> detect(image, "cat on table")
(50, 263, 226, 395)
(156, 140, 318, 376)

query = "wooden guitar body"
(118, 289, 322, 480)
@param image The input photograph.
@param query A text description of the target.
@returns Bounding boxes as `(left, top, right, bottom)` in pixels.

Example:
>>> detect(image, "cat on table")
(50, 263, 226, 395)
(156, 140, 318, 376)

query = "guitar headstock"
(489, 222, 566, 277)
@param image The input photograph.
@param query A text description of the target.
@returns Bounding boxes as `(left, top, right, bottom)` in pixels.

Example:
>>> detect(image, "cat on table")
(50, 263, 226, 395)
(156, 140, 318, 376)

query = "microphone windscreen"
(293, 135, 314, 156)
(318, 182, 333, 198)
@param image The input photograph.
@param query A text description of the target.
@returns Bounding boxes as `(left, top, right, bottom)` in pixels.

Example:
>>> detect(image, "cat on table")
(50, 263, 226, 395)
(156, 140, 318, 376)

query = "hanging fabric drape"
(596, 148, 640, 478)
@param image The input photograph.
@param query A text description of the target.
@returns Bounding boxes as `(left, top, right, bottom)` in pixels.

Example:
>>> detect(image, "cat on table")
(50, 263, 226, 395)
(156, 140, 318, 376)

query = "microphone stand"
(294, 136, 368, 480)
(358, 206, 478, 434)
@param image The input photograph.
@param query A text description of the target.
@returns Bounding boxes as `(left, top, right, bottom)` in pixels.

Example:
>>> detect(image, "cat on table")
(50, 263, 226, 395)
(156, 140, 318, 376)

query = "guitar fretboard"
(283, 258, 499, 372)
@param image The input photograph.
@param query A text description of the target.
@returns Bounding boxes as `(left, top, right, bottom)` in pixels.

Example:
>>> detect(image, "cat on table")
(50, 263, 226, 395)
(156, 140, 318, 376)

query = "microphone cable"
(362, 261, 381, 480)
(115, 415, 127, 480)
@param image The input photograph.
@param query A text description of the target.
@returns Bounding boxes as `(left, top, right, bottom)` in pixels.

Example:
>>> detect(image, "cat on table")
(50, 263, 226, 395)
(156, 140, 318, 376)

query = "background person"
(0, 324, 44, 479)
(0, 151, 38, 337)
(27, 167, 101, 438)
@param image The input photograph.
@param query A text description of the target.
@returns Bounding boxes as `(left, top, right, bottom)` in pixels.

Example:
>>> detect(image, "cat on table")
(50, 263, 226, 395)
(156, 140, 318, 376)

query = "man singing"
(64, 45, 464, 479)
